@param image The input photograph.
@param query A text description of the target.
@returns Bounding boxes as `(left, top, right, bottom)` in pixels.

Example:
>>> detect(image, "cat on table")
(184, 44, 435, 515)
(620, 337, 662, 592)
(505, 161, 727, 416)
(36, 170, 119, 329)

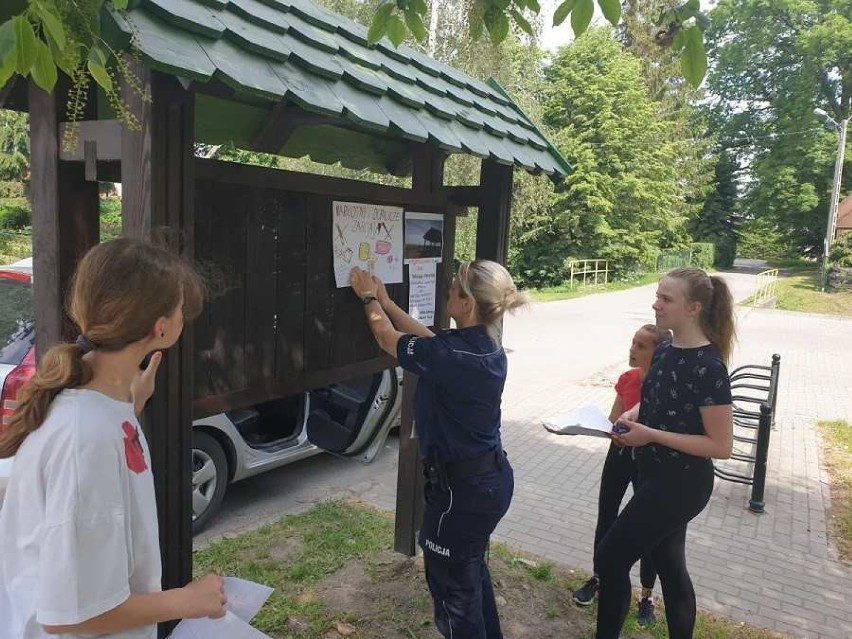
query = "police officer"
(350, 260, 528, 639)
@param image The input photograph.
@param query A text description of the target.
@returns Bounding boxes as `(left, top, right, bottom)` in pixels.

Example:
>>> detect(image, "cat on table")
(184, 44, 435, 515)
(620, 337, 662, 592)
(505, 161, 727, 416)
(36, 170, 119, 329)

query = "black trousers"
(593, 443, 656, 590)
(595, 456, 714, 639)
(419, 458, 514, 639)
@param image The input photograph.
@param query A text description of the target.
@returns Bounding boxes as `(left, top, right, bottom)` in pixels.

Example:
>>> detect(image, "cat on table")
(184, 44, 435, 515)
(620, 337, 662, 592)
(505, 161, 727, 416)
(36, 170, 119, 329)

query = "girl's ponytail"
(704, 275, 736, 364)
(0, 343, 93, 458)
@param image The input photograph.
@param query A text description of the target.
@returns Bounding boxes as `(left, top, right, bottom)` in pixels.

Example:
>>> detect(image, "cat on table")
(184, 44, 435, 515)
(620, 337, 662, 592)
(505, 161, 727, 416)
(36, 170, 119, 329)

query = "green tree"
(0, 108, 28, 182)
(618, 0, 714, 237)
(536, 27, 691, 285)
(706, 0, 852, 256)
(690, 149, 738, 267)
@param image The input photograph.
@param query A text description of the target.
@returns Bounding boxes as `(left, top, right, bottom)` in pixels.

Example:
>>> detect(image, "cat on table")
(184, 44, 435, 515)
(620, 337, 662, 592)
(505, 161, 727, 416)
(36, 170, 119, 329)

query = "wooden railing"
(752, 268, 779, 307)
(567, 259, 610, 289)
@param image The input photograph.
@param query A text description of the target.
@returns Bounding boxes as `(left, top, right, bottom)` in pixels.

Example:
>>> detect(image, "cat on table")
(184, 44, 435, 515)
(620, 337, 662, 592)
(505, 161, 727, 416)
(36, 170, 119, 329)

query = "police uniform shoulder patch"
(406, 336, 418, 356)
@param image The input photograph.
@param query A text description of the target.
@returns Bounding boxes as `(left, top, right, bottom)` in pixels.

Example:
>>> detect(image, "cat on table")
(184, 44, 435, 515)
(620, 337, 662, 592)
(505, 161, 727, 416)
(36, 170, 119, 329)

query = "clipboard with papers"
(542, 404, 619, 438)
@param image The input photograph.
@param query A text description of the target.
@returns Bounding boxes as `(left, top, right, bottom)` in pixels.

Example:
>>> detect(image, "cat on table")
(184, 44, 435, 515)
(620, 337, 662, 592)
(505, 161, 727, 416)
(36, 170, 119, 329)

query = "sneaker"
(572, 576, 599, 605)
(637, 597, 656, 626)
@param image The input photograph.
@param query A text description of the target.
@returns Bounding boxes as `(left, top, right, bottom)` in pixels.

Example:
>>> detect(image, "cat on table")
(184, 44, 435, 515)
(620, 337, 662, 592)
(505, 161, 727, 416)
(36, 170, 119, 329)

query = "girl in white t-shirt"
(0, 238, 226, 639)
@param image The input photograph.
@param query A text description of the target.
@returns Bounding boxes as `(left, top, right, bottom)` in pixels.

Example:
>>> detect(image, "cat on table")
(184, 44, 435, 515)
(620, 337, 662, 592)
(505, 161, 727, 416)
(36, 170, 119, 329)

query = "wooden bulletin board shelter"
(0, 0, 570, 632)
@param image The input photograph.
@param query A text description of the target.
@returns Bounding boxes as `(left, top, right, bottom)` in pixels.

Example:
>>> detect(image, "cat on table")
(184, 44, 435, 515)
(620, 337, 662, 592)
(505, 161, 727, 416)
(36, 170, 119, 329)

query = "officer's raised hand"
(350, 265, 378, 302)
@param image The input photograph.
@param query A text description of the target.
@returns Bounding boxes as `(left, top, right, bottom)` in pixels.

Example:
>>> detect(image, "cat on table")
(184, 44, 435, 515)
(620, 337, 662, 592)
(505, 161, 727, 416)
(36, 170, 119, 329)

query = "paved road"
(198, 269, 852, 638)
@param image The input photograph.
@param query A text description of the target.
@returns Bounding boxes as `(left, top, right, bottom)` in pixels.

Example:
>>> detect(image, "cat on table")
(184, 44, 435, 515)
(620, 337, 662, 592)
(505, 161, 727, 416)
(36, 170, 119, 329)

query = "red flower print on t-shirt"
(122, 421, 148, 474)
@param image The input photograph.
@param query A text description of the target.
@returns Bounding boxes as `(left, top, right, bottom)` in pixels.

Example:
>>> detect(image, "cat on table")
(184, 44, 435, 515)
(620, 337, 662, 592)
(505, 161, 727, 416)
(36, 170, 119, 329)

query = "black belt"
(423, 449, 506, 488)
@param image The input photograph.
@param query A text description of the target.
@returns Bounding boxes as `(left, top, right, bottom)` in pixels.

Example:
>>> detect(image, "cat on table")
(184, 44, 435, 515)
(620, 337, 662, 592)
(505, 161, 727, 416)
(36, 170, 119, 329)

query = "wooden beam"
(393, 144, 448, 556)
(121, 56, 153, 239)
(28, 82, 62, 359)
(476, 159, 514, 263)
(57, 162, 100, 338)
(194, 354, 397, 419)
(58, 119, 123, 162)
(123, 65, 196, 638)
(250, 101, 343, 154)
(0, 75, 17, 108)
(196, 158, 456, 211)
(411, 143, 447, 198)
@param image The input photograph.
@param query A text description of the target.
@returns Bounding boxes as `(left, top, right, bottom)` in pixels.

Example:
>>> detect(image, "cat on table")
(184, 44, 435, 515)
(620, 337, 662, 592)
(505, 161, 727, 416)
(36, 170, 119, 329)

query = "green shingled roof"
(106, 0, 571, 178)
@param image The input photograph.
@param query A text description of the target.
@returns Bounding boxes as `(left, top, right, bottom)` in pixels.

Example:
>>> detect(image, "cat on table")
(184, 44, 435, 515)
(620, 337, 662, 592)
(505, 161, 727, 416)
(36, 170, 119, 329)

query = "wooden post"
(394, 145, 446, 555)
(28, 83, 62, 358)
(476, 159, 514, 263)
(29, 82, 100, 357)
(122, 68, 196, 636)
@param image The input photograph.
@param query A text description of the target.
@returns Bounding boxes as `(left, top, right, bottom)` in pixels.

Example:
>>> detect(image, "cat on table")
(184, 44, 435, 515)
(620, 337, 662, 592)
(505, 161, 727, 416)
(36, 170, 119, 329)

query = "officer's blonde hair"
(457, 260, 529, 342)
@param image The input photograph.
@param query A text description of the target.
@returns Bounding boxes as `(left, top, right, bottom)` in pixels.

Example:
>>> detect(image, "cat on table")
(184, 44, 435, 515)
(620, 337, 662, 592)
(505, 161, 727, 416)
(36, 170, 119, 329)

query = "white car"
(0, 258, 402, 532)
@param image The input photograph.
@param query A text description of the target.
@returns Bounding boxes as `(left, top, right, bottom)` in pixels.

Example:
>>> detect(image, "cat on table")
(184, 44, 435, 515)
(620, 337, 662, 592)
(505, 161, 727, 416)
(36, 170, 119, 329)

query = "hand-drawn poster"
(404, 212, 444, 264)
(333, 201, 404, 288)
(408, 260, 437, 326)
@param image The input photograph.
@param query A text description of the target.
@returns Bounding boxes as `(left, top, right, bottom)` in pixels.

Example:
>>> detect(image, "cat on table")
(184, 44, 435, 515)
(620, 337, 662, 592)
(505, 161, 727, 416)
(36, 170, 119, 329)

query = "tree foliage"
(532, 28, 693, 285)
(0, 109, 28, 183)
(706, 0, 852, 256)
(368, 0, 711, 86)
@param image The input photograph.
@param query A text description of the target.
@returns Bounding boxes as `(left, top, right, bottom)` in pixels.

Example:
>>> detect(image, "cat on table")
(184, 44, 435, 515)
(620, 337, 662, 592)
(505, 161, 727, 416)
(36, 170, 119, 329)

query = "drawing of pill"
(359, 242, 371, 260)
(375, 240, 392, 255)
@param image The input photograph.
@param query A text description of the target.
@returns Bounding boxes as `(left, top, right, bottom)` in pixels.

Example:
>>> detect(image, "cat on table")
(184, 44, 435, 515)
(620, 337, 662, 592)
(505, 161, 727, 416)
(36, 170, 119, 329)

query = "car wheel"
(191, 432, 228, 534)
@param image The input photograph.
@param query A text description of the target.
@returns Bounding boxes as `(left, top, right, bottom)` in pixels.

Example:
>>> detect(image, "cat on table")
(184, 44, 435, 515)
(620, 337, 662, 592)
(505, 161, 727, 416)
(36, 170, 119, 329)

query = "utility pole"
(822, 116, 848, 290)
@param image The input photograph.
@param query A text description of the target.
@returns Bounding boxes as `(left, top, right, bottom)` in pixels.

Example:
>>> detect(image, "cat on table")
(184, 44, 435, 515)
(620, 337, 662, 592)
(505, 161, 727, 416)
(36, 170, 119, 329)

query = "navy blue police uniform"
(397, 325, 514, 639)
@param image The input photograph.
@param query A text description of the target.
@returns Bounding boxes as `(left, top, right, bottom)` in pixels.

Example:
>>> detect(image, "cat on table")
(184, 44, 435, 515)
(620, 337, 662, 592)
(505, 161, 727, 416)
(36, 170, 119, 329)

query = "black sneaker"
(637, 597, 656, 626)
(572, 576, 599, 605)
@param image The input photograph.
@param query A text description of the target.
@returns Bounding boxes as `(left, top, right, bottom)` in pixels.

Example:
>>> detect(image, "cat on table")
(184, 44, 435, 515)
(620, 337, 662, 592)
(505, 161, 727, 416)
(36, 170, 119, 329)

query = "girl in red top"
(573, 324, 672, 625)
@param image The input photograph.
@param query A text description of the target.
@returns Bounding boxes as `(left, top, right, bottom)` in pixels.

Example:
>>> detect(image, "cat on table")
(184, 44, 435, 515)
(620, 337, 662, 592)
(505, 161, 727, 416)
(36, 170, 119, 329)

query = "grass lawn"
(752, 268, 852, 316)
(528, 273, 660, 303)
(818, 420, 852, 561)
(0, 231, 34, 265)
(194, 500, 780, 639)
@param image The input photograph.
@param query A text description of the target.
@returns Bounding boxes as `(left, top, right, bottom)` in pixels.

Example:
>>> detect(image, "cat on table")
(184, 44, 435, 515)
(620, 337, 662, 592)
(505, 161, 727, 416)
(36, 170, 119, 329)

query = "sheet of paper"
(224, 577, 274, 623)
(404, 212, 444, 263)
(168, 578, 274, 639)
(542, 404, 614, 437)
(333, 201, 404, 288)
(408, 260, 436, 326)
(169, 611, 270, 639)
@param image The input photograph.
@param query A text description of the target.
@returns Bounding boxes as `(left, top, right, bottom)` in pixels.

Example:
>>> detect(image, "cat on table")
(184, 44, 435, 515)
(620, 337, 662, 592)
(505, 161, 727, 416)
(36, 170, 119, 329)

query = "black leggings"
(595, 457, 714, 639)
(593, 443, 656, 590)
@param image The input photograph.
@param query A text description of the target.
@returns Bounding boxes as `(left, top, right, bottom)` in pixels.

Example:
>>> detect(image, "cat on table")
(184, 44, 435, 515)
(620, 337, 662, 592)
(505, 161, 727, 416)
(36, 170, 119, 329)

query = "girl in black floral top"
(594, 268, 735, 639)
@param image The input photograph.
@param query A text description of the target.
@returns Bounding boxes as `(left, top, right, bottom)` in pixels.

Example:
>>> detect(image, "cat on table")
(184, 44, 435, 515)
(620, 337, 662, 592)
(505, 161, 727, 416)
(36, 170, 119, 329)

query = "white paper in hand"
(169, 611, 269, 639)
(224, 577, 274, 623)
(168, 578, 274, 639)
(543, 404, 613, 438)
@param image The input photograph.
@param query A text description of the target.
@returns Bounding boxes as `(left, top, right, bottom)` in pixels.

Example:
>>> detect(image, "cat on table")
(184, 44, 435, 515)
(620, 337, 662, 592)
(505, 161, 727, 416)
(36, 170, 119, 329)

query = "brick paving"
(201, 269, 852, 638)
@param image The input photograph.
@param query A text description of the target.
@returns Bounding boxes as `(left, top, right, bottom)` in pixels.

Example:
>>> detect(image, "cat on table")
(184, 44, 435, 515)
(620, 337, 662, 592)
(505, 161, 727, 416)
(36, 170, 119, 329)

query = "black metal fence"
(713, 354, 781, 513)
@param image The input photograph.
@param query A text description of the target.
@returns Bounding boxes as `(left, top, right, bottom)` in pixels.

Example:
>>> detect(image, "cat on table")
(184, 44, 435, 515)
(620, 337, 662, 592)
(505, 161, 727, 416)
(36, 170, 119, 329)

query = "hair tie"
(76, 335, 98, 353)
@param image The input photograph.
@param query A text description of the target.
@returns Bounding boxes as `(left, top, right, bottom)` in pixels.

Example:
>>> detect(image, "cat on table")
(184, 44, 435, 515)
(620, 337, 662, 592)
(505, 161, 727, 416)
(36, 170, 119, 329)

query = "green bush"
(737, 217, 797, 261)
(99, 198, 122, 239)
(829, 232, 852, 267)
(0, 181, 25, 199)
(713, 237, 737, 268)
(690, 242, 715, 269)
(0, 204, 31, 230)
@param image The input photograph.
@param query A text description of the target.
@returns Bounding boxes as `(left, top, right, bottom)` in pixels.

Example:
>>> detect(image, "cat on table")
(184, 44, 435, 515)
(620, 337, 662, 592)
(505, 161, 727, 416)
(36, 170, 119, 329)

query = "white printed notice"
(408, 260, 437, 326)
(333, 201, 404, 288)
